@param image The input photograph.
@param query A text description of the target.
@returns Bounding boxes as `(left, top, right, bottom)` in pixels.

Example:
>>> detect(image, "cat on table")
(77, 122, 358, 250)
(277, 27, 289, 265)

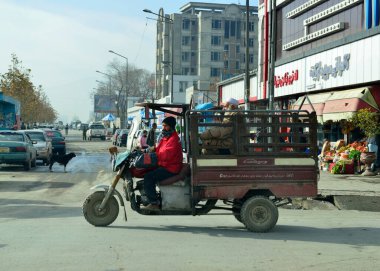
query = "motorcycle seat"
(159, 163, 190, 187)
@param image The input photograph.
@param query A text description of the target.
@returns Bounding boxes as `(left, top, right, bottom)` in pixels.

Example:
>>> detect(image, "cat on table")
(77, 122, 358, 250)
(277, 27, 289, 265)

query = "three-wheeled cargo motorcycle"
(83, 103, 319, 232)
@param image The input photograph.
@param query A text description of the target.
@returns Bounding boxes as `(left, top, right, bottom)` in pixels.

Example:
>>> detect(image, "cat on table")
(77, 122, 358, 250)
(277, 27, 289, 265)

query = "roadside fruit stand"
(320, 140, 368, 174)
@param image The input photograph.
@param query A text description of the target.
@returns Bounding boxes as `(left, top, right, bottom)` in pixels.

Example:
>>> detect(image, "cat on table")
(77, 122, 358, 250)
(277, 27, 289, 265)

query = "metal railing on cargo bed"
(187, 109, 318, 161)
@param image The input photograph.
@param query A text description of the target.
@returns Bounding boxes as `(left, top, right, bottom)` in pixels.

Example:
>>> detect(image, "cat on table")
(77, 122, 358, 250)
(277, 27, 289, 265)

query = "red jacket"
(155, 132, 182, 173)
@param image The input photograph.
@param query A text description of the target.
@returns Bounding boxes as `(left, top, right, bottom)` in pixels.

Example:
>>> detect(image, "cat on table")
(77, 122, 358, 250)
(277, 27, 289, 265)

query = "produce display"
(319, 140, 367, 174)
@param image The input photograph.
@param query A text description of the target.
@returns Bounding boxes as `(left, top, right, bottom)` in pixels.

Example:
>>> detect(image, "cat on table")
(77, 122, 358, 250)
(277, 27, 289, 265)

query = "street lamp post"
(143, 8, 174, 103)
(108, 50, 129, 128)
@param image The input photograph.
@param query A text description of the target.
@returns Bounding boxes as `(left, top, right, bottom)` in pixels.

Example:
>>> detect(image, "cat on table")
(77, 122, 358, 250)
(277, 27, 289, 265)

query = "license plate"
(0, 147, 9, 153)
(96, 134, 100, 136)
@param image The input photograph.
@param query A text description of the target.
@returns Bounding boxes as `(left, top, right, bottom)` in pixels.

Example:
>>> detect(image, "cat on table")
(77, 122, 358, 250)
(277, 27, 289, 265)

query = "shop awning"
(293, 92, 332, 123)
(322, 87, 379, 121)
(102, 113, 116, 121)
(293, 87, 379, 122)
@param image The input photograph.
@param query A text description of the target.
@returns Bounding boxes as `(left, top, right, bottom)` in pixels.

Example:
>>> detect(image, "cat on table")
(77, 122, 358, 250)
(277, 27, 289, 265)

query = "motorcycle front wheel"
(83, 191, 119, 226)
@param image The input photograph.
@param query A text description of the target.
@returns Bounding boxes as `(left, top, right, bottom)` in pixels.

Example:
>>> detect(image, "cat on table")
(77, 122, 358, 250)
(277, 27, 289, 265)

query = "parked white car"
(86, 123, 106, 141)
(23, 129, 52, 165)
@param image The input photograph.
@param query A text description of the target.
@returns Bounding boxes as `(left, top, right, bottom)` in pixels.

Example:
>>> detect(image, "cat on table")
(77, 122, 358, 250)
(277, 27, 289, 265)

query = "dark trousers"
(143, 167, 176, 204)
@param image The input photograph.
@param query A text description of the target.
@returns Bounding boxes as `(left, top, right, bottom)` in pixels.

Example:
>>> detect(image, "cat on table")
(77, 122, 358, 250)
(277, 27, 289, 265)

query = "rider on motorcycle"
(141, 116, 183, 210)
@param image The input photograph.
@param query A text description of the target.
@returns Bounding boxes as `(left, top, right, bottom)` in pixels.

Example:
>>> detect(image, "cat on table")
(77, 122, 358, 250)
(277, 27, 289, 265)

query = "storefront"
(0, 93, 20, 130)
(266, 0, 380, 148)
(218, 0, 380, 146)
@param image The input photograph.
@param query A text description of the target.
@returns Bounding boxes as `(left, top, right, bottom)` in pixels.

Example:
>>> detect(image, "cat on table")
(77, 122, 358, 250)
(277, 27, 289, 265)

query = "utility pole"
(244, 0, 250, 110)
(143, 8, 174, 103)
(268, 0, 277, 110)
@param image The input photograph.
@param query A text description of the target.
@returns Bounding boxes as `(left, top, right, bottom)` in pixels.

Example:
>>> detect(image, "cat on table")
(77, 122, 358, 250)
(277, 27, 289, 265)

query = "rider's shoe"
(140, 204, 160, 210)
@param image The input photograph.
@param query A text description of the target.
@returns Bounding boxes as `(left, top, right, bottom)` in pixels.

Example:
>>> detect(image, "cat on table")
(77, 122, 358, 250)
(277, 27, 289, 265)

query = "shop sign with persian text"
(309, 53, 350, 81)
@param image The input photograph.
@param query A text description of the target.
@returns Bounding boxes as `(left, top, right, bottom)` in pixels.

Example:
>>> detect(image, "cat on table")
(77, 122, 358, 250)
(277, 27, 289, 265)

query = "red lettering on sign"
(274, 70, 298, 88)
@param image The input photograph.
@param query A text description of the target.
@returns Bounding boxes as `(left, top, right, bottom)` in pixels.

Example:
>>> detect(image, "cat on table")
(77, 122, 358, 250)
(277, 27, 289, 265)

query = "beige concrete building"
(154, 2, 258, 104)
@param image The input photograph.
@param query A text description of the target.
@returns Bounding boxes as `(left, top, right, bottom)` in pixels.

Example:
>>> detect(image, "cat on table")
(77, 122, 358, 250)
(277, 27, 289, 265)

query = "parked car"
(23, 129, 52, 165)
(86, 123, 106, 141)
(112, 129, 121, 145)
(44, 129, 66, 155)
(116, 129, 129, 147)
(0, 130, 37, 170)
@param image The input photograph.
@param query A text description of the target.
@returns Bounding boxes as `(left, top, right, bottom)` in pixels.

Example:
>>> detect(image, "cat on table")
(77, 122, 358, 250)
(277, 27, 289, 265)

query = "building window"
(224, 20, 230, 38)
(182, 67, 190, 75)
(211, 52, 221, 61)
(235, 61, 240, 70)
(224, 60, 229, 69)
(230, 21, 236, 37)
(236, 21, 241, 39)
(191, 68, 196, 75)
(249, 21, 255, 32)
(249, 54, 254, 64)
(212, 19, 221, 29)
(183, 19, 190, 30)
(182, 36, 190, 46)
(182, 52, 190, 62)
(225, 20, 241, 39)
(224, 44, 229, 52)
(249, 38, 254, 47)
(236, 45, 240, 54)
(210, 67, 221, 77)
(211, 36, 221, 46)
(179, 81, 188, 93)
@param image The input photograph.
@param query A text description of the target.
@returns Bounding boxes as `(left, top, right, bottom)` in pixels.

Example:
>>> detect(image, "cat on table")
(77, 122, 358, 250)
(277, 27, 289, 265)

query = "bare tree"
(92, 59, 155, 128)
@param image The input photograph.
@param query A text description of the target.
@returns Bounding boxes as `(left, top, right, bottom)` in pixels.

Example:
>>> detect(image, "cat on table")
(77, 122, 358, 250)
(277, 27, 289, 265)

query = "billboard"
(94, 95, 117, 113)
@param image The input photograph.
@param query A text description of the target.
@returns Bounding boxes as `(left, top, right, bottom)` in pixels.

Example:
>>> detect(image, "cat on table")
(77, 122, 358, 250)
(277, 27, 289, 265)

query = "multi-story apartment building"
(154, 2, 258, 104)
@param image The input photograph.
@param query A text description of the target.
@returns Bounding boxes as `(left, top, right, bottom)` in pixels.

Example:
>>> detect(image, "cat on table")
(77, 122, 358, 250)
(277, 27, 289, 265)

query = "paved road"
(1, 130, 380, 271)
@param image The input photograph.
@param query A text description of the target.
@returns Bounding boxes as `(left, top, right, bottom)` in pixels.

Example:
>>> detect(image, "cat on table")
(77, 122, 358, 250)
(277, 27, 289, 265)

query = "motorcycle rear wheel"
(83, 191, 119, 226)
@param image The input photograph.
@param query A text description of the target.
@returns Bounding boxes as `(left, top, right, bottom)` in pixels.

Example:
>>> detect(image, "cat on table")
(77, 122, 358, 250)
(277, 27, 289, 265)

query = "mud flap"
(122, 205, 128, 221)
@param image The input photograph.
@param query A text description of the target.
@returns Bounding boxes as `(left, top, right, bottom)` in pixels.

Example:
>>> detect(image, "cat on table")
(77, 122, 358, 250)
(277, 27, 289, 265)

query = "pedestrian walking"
(65, 124, 69, 136)
(82, 126, 87, 141)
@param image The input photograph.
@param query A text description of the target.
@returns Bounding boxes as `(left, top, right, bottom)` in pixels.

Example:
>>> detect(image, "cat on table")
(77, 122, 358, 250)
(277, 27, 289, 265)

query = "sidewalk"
(319, 171, 380, 196)
(316, 171, 380, 211)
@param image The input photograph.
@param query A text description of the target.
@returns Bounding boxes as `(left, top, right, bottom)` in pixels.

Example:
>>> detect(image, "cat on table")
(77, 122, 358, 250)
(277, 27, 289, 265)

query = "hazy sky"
(0, 0, 251, 123)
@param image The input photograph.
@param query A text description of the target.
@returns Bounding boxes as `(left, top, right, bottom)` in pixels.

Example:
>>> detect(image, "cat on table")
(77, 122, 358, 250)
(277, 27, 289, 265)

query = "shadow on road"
(108, 224, 380, 246)
(0, 181, 74, 192)
(0, 204, 82, 219)
(0, 198, 59, 205)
